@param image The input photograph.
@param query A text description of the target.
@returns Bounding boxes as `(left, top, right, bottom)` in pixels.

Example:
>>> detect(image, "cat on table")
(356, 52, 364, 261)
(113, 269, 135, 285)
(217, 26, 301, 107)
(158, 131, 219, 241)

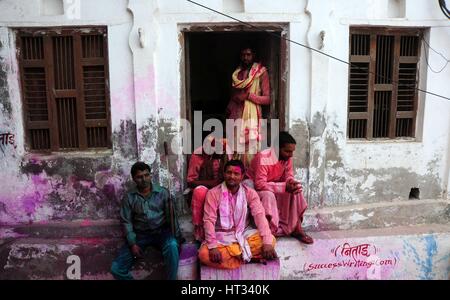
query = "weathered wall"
(0, 0, 449, 226)
(278, 225, 450, 280)
(0, 0, 137, 224)
(152, 0, 450, 207)
(289, 0, 450, 207)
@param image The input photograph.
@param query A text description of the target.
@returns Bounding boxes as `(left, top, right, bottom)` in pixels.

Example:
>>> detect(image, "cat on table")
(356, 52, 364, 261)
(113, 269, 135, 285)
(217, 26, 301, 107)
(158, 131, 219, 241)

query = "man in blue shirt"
(111, 162, 182, 280)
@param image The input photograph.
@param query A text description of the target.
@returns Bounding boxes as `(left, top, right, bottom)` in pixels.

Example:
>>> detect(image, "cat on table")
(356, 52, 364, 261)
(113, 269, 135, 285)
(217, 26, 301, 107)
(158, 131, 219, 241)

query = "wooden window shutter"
(18, 27, 111, 151)
(79, 30, 111, 148)
(373, 34, 394, 138)
(348, 28, 421, 140)
(52, 34, 79, 149)
(395, 34, 420, 137)
(348, 33, 371, 139)
(19, 35, 52, 151)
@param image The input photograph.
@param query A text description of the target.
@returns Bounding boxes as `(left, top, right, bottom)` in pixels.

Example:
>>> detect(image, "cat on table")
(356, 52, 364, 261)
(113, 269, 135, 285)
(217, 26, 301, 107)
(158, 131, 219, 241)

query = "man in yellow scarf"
(226, 45, 271, 168)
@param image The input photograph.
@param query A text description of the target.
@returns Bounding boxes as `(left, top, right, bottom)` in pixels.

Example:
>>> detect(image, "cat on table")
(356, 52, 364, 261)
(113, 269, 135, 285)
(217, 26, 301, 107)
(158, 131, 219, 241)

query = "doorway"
(182, 24, 289, 151)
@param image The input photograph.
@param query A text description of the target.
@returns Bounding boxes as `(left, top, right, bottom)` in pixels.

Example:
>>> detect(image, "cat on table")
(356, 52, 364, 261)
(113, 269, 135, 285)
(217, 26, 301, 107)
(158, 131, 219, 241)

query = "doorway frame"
(179, 22, 290, 132)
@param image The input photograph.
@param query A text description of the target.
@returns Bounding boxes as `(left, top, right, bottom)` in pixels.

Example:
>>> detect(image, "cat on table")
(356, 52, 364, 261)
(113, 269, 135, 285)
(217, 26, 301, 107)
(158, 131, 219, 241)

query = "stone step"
(276, 223, 450, 280)
(303, 199, 450, 232)
(0, 215, 194, 240)
(1, 200, 447, 241)
(3, 219, 122, 239)
(0, 236, 199, 280)
(1, 223, 448, 280)
(200, 259, 280, 280)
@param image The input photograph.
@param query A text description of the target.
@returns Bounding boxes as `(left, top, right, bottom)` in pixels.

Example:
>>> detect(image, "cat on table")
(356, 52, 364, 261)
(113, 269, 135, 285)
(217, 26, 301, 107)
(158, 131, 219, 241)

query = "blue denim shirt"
(120, 183, 181, 246)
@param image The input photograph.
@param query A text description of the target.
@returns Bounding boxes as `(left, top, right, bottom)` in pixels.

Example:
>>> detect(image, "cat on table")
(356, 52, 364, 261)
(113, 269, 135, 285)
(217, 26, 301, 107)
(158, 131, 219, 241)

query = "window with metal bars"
(17, 27, 111, 151)
(347, 27, 422, 140)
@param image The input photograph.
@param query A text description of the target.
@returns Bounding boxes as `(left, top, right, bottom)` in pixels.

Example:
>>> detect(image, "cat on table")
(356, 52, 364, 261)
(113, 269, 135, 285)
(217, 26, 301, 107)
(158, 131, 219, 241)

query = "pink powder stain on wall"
(31, 174, 48, 186)
(80, 219, 92, 226)
(111, 82, 135, 121)
(157, 85, 178, 115)
(134, 66, 156, 106)
(110, 65, 157, 126)
(68, 237, 105, 245)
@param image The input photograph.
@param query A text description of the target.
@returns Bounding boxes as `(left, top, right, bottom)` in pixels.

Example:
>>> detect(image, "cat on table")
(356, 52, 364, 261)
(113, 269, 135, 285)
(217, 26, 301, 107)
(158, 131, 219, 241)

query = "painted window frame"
(347, 27, 423, 140)
(16, 26, 112, 152)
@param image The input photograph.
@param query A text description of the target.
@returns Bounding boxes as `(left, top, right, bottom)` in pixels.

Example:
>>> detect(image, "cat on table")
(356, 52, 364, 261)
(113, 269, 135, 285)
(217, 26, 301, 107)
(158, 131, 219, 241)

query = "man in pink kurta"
(187, 141, 228, 242)
(198, 160, 277, 269)
(246, 131, 314, 244)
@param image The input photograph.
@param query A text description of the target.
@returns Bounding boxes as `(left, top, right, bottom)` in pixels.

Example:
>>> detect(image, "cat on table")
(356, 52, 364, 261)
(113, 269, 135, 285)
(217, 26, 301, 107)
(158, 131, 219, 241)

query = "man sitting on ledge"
(198, 159, 277, 269)
(111, 162, 183, 280)
(187, 137, 230, 243)
(245, 131, 313, 244)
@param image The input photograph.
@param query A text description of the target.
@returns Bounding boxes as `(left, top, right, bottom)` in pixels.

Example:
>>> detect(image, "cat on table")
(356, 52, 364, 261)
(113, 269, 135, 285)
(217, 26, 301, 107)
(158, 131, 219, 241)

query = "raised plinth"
(200, 259, 280, 280)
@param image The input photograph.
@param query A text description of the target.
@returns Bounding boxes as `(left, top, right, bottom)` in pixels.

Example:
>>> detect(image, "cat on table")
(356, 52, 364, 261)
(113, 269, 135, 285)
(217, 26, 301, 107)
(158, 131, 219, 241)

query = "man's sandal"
(291, 232, 314, 244)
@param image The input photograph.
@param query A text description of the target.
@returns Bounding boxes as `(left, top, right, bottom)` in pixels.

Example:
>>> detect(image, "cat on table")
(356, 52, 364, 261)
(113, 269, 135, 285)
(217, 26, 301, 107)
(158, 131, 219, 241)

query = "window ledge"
(23, 149, 114, 160)
(346, 138, 421, 144)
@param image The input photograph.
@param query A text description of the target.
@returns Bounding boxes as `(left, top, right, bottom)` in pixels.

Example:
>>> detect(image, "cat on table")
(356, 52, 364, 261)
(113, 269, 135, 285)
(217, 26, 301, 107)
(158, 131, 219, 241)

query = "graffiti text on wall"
(303, 242, 399, 278)
(0, 132, 16, 154)
(332, 242, 378, 260)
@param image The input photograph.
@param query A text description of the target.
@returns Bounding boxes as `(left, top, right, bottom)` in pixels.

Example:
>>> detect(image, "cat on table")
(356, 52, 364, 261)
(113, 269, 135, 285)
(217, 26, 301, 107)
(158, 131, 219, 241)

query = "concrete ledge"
(7, 220, 122, 239)
(276, 224, 450, 280)
(200, 259, 280, 280)
(1, 200, 448, 240)
(303, 199, 450, 232)
(0, 215, 195, 240)
(0, 237, 199, 280)
(0, 237, 160, 279)
(1, 224, 448, 280)
(1, 201, 448, 280)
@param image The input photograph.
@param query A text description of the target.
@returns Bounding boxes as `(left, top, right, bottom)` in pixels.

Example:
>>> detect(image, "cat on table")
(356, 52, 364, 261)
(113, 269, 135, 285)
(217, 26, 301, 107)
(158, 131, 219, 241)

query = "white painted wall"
(0, 0, 135, 152)
(136, 0, 450, 205)
(0, 0, 136, 223)
(277, 228, 450, 280)
(327, 0, 450, 205)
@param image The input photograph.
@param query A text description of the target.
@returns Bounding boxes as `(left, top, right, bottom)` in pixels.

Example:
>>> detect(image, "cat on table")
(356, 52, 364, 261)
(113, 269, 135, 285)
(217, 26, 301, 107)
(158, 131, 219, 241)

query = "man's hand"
(285, 181, 295, 193)
(286, 179, 302, 194)
(261, 244, 277, 260)
(131, 244, 144, 259)
(209, 248, 223, 264)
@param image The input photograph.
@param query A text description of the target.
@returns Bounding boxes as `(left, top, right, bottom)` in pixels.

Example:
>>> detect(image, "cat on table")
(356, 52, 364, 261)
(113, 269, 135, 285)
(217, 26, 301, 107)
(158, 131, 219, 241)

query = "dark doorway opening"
(184, 29, 287, 150)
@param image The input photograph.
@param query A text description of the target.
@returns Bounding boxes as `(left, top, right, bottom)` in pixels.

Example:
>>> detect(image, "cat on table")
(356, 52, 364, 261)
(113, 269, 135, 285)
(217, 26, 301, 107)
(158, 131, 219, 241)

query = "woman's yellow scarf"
(231, 63, 266, 165)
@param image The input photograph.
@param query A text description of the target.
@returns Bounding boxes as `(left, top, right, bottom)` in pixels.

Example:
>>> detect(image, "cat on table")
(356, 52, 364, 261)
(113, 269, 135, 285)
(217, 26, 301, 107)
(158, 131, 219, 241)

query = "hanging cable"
(438, 0, 450, 19)
(187, 0, 450, 101)
(422, 37, 450, 73)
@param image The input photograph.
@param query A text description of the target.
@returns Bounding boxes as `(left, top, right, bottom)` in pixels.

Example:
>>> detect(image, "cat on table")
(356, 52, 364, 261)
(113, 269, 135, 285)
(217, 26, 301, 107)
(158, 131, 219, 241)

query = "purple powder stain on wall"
(22, 192, 42, 215)
(31, 174, 48, 186)
(102, 184, 116, 199)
